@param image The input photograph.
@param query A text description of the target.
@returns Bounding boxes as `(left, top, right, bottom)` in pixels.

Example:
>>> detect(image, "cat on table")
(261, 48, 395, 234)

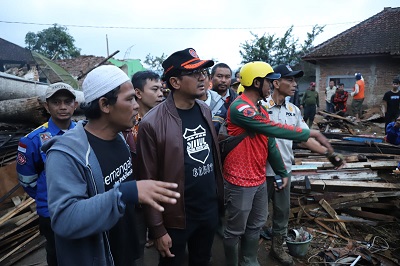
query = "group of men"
(17, 47, 346, 266)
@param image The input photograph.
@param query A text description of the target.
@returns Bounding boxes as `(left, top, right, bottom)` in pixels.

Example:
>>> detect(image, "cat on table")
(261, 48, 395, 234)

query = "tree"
(25, 24, 81, 59)
(143, 53, 168, 75)
(239, 32, 276, 64)
(239, 25, 325, 66)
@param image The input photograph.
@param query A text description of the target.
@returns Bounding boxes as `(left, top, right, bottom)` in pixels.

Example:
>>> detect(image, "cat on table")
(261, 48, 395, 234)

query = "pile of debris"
(0, 124, 42, 266)
(278, 146, 400, 265)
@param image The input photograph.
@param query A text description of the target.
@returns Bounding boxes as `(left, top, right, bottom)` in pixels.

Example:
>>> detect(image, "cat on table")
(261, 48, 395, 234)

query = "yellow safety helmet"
(239, 61, 281, 87)
(237, 84, 245, 95)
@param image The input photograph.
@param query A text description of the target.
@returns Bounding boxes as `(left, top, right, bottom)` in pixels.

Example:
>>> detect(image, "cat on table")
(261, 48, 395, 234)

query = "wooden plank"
(0, 213, 38, 241)
(332, 197, 379, 210)
(0, 197, 34, 227)
(319, 160, 398, 170)
(339, 191, 400, 198)
(318, 110, 357, 125)
(309, 180, 400, 190)
(0, 225, 38, 249)
(0, 231, 40, 263)
(341, 209, 398, 221)
(319, 199, 350, 236)
(0, 236, 45, 266)
(290, 191, 376, 214)
(291, 165, 319, 171)
(291, 170, 379, 182)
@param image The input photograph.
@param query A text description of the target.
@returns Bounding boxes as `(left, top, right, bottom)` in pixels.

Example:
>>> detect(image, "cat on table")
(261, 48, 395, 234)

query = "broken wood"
(0, 197, 34, 227)
(308, 180, 400, 190)
(341, 209, 398, 222)
(291, 191, 377, 214)
(0, 231, 40, 264)
(291, 170, 380, 182)
(319, 199, 350, 236)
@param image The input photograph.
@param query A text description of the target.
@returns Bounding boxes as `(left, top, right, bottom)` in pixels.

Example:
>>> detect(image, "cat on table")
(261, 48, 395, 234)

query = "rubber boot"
(270, 235, 294, 266)
(240, 236, 260, 266)
(224, 240, 239, 266)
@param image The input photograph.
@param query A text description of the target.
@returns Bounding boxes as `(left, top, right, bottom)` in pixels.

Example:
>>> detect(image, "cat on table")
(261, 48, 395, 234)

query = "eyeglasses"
(180, 69, 208, 79)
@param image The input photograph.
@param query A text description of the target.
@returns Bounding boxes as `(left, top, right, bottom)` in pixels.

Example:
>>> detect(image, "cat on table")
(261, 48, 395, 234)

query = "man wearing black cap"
(137, 48, 224, 266)
(261, 65, 344, 265)
(382, 78, 400, 133)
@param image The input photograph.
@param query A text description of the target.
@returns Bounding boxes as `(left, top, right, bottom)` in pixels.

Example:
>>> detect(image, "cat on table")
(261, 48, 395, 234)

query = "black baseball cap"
(273, 64, 304, 78)
(162, 48, 214, 81)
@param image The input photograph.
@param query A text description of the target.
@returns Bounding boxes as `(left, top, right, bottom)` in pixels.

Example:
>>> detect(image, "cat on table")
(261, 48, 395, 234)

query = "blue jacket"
(16, 118, 76, 217)
(386, 122, 400, 145)
(42, 120, 138, 266)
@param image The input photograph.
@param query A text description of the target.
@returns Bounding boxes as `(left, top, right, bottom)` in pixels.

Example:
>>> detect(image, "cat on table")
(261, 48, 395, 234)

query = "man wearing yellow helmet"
(223, 61, 334, 265)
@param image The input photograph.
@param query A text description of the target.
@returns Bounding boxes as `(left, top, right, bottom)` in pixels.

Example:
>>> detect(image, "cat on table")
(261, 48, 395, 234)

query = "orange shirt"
(353, 80, 365, 99)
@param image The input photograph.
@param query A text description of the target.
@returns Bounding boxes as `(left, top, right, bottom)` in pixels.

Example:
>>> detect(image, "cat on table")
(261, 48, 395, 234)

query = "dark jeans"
(159, 214, 218, 266)
(303, 105, 317, 128)
(38, 216, 58, 266)
(326, 101, 335, 113)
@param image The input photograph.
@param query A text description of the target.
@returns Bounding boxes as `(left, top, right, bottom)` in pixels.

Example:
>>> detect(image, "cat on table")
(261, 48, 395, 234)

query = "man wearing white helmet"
(43, 65, 180, 266)
(223, 61, 334, 265)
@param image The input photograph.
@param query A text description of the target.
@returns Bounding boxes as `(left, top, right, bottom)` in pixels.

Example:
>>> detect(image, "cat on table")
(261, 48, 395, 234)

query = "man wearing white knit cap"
(43, 65, 181, 266)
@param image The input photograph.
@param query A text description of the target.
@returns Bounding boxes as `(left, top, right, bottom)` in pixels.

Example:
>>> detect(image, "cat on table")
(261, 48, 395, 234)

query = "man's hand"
(309, 129, 334, 154)
(274, 176, 289, 191)
(326, 152, 345, 169)
(155, 233, 175, 258)
(136, 180, 180, 212)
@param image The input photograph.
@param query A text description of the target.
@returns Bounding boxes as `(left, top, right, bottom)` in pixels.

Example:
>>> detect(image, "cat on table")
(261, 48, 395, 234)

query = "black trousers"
(38, 216, 58, 266)
(159, 214, 218, 266)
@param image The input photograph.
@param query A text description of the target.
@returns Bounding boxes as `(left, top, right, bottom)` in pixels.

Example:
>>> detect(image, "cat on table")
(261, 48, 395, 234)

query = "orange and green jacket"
(224, 94, 310, 187)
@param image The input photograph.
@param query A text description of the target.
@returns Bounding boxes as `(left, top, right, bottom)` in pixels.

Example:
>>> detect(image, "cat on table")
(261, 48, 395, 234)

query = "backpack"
(218, 120, 253, 163)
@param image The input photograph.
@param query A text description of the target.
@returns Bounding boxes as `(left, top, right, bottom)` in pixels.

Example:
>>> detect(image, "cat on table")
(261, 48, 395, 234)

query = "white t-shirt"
(326, 86, 337, 103)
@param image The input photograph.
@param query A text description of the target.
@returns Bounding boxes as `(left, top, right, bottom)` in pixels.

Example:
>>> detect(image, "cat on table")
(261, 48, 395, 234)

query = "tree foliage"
(25, 24, 81, 59)
(239, 25, 324, 66)
(143, 53, 168, 75)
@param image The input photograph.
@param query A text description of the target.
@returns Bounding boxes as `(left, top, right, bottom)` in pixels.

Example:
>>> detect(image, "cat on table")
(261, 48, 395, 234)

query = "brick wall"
(313, 57, 400, 114)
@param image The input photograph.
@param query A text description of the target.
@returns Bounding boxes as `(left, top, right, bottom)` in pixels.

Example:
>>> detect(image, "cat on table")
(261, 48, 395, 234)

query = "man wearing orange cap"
(137, 48, 224, 266)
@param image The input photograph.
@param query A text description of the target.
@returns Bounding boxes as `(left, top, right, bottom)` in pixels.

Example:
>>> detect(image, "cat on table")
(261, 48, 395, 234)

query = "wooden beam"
(0, 213, 38, 241)
(341, 209, 398, 222)
(290, 191, 376, 214)
(319, 199, 350, 236)
(0, 231, 40, 263)
(0, 198, 34, 227)
(309, 180, 400, 190)
(291, 170, 379, 182)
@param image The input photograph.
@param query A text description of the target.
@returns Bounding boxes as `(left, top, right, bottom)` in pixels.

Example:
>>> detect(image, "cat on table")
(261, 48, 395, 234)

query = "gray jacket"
(43, 120, 132, 266)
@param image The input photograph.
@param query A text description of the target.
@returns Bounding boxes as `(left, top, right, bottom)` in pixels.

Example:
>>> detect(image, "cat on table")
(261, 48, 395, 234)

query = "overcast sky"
(1, 0, 398, 71)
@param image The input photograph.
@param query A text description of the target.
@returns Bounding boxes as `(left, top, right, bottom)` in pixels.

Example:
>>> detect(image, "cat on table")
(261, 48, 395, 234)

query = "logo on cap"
(286, 65, 293, 71)
(189, 49, 198, 58)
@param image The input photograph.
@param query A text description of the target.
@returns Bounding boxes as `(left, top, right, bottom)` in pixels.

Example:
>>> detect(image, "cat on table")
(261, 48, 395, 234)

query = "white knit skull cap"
(82, 65, 130, 103)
